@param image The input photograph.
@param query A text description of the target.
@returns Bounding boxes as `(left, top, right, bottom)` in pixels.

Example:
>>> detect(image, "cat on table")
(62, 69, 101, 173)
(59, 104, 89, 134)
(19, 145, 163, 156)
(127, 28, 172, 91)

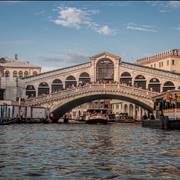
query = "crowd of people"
(32, 79, 157, 98)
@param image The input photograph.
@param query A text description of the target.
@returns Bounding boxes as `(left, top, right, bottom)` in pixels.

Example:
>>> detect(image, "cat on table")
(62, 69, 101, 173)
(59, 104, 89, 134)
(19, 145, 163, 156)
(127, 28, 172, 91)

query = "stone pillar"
(137, 106, 141, 121)
(114, 60, 119, 82)
(160, 84, 163, 92)
(133, 104, 136, 120)
(49, 83, 52, 94)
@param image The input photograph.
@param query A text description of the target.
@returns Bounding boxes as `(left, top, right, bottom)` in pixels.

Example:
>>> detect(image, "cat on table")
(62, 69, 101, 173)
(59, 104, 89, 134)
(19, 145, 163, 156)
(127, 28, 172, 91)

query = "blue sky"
(0, 1, 180, 71)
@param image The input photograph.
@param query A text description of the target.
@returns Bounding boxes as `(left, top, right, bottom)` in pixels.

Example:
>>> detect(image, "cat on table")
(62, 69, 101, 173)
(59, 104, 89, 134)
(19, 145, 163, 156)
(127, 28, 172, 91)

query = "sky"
(0, 1, 180, 72)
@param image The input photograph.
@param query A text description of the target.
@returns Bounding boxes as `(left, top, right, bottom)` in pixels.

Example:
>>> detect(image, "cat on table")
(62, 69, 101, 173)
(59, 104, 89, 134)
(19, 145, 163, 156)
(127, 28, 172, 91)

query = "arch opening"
(134, 75, 146, 89)
(96, 59, 114, 82)
(33, 71, 38, 76)
(38, 82, 49, 96)
(4, 70, 10, 77)
(24, 71, 29, 77)
(51, 79, 63, 93)
(13, 71, 17, 77)
(19, 71, 23, 78)
(163, 81, 175, 92)
(148, 78, 160, 92)
(26, 85, 36, 98)
(65, 75, 77, 89)
(120, 72, 132, 86)
(79, 72, 90, 85)
(50, 94, 153, 121)
(129, 104, 134, 117)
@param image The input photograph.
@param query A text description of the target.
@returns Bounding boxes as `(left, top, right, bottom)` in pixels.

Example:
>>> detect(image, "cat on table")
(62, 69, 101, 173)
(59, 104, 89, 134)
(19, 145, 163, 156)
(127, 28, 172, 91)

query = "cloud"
(53, 7, 91, 29)
(126, 23, 158, 32)
(176, 26, 180, 31)
(96, 25, 113, 35)
(145, 1, 164, 7)
(39, 52, 88, 72)
(167, 1, 180, 8)
(34, 10, 45, 16)
(52, 6, 115, 36)
(146, 1, 180, 9)
(159, 9, 169, 13)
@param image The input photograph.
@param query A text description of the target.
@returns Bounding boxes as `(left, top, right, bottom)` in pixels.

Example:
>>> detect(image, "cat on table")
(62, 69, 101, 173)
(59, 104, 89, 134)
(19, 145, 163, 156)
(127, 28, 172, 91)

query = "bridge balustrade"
(25, 82, 159, 107)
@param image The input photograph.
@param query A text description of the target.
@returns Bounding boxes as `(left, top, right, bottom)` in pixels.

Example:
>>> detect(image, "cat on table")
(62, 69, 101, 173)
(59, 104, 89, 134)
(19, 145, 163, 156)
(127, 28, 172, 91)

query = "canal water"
(0, 123, 179, 180)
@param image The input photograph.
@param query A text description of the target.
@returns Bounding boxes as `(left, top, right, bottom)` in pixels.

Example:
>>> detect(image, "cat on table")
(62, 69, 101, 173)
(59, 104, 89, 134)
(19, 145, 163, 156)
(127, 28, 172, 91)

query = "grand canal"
(0, 123, 179, 180)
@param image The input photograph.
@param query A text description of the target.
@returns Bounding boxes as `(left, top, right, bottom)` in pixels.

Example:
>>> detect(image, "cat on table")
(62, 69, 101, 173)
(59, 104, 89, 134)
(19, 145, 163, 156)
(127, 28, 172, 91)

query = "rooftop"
(0, 57, 41, 68)
(136, 49, 180, 65)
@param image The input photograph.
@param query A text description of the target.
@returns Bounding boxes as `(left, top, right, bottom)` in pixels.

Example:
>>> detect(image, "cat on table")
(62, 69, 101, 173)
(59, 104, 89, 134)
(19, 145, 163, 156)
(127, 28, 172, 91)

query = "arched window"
(120, 72, 132, 85)
(148, 78, 160, 92)
(26, 85, 36, 98)
(51, 79, 63, 93)
(33, 71, 38, 76)
(19, 71, 23, 78)
(24, 71, 29, 77)
(134, 75, 146, 89)
(129, 104, 134, 117)
(4, 70, 10, 77)
(38, 82, 49, 96)
(65, 75, 77, 89)
(124, 104, 128, 114)
(79, 72, 90, 85)
(13, 71, 17, 77)
(96, 59, 114, 82)
(163, 81, 175, 92)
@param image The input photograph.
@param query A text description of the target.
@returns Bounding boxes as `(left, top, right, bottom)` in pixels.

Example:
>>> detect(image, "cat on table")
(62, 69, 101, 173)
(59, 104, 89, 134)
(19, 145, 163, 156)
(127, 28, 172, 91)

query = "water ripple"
(0, 123, 179, 179)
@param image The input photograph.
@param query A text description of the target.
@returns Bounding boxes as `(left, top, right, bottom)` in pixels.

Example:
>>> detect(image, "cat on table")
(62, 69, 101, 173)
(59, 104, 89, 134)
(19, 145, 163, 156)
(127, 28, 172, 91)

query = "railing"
(25, 83, 159, 106)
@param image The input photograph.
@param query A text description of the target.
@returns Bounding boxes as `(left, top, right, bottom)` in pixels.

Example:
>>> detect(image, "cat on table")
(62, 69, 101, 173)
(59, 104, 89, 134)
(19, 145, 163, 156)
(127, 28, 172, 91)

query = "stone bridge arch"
(25, 83, 158, 122)
(50, 93, 154, 121)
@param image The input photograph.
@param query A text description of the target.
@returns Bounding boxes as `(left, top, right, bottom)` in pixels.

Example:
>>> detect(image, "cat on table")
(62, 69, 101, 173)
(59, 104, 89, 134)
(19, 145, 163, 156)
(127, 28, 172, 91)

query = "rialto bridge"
(23, 52, 180, 120)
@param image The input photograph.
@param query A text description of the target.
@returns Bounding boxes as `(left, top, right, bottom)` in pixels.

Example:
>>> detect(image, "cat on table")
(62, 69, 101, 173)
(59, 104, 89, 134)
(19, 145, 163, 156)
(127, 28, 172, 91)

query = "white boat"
(85, 108, 109, 124)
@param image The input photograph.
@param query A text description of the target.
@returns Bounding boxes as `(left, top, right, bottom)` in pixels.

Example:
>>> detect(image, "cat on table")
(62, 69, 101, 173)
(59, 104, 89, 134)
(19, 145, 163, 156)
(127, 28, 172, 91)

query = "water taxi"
(85, 108, 110, 124)
(142, 90, 180, 130)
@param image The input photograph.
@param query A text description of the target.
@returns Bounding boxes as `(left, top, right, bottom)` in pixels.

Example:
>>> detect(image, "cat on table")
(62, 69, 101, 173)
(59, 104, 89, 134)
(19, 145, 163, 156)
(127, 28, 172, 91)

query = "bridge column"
(49, 84, 52, 94)
(35, 86, 38, 97)
(160, 84, 163, 93)
(137, 106, 142, 121)
(133, 104, 136, 120)
(123, 103, 129, 114)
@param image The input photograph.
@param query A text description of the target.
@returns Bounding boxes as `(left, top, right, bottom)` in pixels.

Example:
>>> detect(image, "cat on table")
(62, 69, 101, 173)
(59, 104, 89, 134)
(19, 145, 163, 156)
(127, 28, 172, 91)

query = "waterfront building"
(0, 55, 41, 101)
(1, 50, 180, 120)
(136, 49, 180, 73)
(0, 55, 41, 78)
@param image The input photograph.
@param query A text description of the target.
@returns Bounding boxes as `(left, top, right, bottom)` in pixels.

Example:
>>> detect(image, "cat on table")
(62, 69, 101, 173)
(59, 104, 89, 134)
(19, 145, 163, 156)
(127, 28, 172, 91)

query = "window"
(24, 71, 29, 77)
(33, 71, 38, 76)
(172, 59, 175, 65)
(13, 71, 17, 77)
(116, 104, 119, 109)
(167, 60, 169, 66)
(159, 62, 161, 68)
(154, 64, 156, 68)
(4, 70, 10, 77)
(19, 71, 23, 78)
(96, 59, 114, 81)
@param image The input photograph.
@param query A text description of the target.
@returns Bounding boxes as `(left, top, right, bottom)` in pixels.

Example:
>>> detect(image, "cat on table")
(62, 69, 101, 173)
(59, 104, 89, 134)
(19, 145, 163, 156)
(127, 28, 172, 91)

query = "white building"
(0, 55, 41, 101)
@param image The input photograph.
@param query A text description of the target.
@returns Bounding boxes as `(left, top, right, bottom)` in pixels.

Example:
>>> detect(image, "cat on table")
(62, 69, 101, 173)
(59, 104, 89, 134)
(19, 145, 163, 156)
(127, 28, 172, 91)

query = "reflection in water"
(0, 124, 179, 180)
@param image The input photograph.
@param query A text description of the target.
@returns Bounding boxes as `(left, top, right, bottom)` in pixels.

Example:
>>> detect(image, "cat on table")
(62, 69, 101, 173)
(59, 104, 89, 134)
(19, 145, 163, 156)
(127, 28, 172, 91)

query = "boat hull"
(86, 118, 108, 124)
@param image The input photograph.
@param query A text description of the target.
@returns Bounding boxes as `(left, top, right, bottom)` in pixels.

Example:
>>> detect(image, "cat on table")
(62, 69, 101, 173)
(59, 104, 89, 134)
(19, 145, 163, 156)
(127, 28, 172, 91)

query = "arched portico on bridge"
(50, 93, 153, 121)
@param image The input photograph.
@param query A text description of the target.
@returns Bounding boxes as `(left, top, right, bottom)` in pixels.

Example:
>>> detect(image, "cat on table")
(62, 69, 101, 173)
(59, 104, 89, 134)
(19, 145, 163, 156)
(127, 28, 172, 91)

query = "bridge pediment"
(90, 52, 121, 63)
